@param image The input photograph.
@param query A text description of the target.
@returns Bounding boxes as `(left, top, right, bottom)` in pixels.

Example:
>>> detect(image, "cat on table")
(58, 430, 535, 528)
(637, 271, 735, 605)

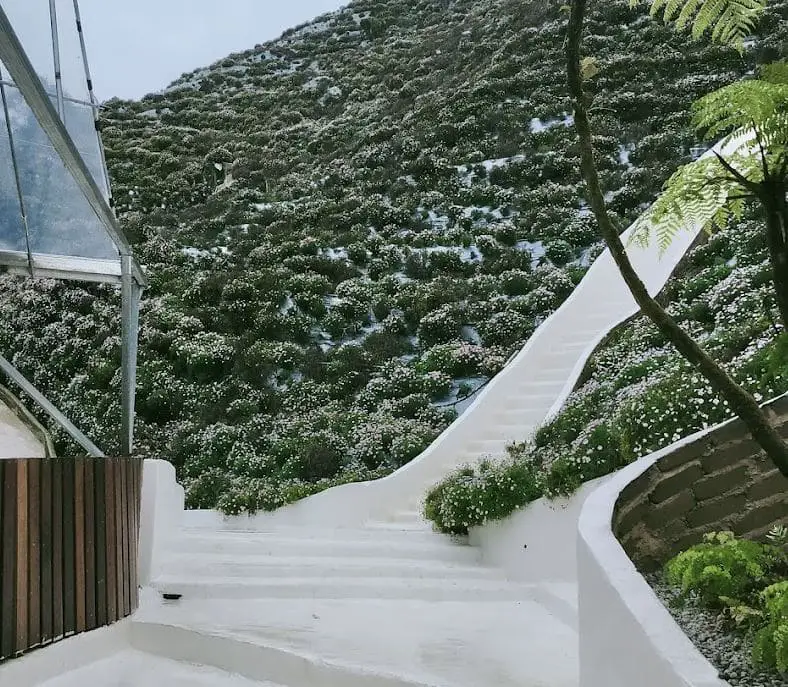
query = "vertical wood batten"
(0, 457, 143, 664)
(27, 458, 41, 648)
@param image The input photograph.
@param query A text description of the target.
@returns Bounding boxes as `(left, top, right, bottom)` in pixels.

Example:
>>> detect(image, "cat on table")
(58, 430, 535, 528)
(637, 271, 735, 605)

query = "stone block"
(657, 437, 710, 472)
(732, 495, 788, 536)
(767, 393, 788, 417)
(650, 462, 704, 504)
(692, 464, 750, 501)
(701, 439, 759, 473)
(618, 470, 658, 509)
(708, 418, 747, 446)
(746, 470, 788, 501)
(614, 496, 651, 537)
(645, 490, 695, 529)
(686, 493, 747, 529)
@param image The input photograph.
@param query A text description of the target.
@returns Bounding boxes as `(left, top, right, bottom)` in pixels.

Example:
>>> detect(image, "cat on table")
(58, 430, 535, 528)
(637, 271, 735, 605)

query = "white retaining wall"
(577, 430, 729, 687)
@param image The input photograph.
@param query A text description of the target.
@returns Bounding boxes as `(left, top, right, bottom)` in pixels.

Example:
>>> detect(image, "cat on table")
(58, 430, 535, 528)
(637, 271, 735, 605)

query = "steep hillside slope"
(0, 0, 785, 511)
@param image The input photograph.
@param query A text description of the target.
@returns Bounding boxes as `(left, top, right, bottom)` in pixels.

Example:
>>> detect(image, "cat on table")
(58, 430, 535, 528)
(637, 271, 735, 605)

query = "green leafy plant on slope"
(753, 580, 788, 673)
(665, 530, 786, 606)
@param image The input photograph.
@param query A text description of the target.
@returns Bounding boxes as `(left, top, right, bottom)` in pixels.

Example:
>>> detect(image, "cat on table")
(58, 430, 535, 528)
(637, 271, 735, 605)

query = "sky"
(74, 0, 348, 101)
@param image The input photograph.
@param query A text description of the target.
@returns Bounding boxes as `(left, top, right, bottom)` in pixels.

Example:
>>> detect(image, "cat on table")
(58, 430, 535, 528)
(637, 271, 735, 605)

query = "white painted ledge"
(577, 428, 729, 687)
(138, 459, 185, 586)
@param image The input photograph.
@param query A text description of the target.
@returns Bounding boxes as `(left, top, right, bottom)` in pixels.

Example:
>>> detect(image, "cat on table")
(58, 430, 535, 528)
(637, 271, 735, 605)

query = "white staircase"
(135, 518, 579, 687)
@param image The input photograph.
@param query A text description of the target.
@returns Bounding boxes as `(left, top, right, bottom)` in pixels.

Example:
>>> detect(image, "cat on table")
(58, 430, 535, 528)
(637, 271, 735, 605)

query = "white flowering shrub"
(417, 305, 463, 345)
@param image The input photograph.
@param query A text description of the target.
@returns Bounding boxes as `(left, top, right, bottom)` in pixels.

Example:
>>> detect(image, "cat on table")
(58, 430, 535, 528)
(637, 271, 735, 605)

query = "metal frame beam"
(0, 4, 147, 287)
(120, 255, 140, 456)
(0, 250, 124, 283)
(0, 353, 104, 457)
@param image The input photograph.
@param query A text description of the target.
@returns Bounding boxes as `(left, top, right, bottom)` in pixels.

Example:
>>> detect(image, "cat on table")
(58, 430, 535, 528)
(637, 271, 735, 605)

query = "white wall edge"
(576, 424, 732, 687)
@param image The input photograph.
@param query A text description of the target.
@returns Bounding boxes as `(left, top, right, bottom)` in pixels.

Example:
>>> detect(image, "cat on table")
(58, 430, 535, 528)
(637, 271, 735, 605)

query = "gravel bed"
(646, 573, 787, 687)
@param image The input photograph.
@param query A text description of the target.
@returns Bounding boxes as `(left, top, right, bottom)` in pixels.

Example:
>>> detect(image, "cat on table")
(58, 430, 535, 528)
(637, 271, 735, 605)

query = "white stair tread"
(158, 553, 504, 579)
(37, 649, 281, 687)
(152, 575, 543, 601)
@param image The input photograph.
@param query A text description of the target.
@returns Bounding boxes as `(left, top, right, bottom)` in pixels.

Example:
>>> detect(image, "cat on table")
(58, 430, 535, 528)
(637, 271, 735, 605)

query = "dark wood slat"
(74, 460, 86, 634)
(62, 460, 76, 636)
(0, 461, 14, 661)
(27, 459, 41, 648)
(39, 459, 53, 644)
(94, 459, 107, 628)
(51, 460, 64, 640)
(15, 460, 28, 655)
(84, 460, 96, 630)
(114, 459, 124, 621)
(120, 460, 130, 617)
(105, 458, 117, 623)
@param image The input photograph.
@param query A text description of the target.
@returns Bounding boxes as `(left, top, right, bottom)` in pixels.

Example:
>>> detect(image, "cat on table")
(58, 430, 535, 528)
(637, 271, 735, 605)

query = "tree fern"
(631, 0, 766, 48)
(630, 68, 788, 251)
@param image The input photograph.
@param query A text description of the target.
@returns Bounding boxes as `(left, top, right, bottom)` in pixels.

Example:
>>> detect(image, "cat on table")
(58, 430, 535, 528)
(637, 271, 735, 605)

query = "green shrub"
(752, 581, 788, 673)
(665, 531, 785, 607)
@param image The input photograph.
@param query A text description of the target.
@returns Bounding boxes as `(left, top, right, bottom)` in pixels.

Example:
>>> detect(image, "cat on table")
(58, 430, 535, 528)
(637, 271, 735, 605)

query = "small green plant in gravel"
(665, 531, 786, 607)
(664, 530, 788, 676)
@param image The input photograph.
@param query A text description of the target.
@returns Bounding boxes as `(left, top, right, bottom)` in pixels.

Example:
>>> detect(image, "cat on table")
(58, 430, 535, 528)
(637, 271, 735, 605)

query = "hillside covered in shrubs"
(1, 0, 786, 512)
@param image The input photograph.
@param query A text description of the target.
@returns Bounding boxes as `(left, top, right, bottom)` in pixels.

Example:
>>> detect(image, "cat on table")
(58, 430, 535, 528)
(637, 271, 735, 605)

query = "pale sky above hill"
(77, 1, 348, 100)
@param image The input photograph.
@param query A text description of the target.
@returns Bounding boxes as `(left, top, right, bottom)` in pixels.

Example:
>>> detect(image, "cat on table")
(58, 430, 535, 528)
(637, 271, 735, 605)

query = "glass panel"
(63, 99, 108, 197)
(1, 0, 57, 96)
(0, 83, 117, 260)
(53, 1, 91, 104)
(0, 84, 27, 253)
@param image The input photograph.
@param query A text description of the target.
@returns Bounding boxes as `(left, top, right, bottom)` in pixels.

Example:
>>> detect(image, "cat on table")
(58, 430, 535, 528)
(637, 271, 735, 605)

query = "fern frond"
(632, 0, 766, 48)
(692, 80, 788, 140)
(629, 154, 750, 252)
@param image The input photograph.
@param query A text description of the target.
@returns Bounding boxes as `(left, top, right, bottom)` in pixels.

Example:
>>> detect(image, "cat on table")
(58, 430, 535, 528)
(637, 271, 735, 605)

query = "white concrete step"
(180, 524, 440, 544)
(170, 531, 481, 564)
(133, 597, 580, 687)
(159, 552, 504, 581)
(382, 509, 425, 524)
(152, 575, 544, 602)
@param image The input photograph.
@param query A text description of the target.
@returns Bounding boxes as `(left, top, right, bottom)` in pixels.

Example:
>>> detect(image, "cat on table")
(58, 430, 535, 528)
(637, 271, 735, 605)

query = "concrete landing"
(139, 520, 579, 687)
(135, 596, 578, 687)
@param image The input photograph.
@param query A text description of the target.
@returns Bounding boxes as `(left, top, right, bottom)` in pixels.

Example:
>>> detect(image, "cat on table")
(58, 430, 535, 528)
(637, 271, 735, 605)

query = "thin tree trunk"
(761, 187, 788, 330)
(566, 0, 788, 478)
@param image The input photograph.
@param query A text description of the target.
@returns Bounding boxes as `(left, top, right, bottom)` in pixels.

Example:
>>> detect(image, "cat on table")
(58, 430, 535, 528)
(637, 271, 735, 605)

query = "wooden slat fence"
(0, 456, 142, 662)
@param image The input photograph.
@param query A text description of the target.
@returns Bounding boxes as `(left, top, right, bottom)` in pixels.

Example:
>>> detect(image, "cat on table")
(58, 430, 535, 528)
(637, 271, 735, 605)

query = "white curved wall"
(577, 429, 728, 687)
